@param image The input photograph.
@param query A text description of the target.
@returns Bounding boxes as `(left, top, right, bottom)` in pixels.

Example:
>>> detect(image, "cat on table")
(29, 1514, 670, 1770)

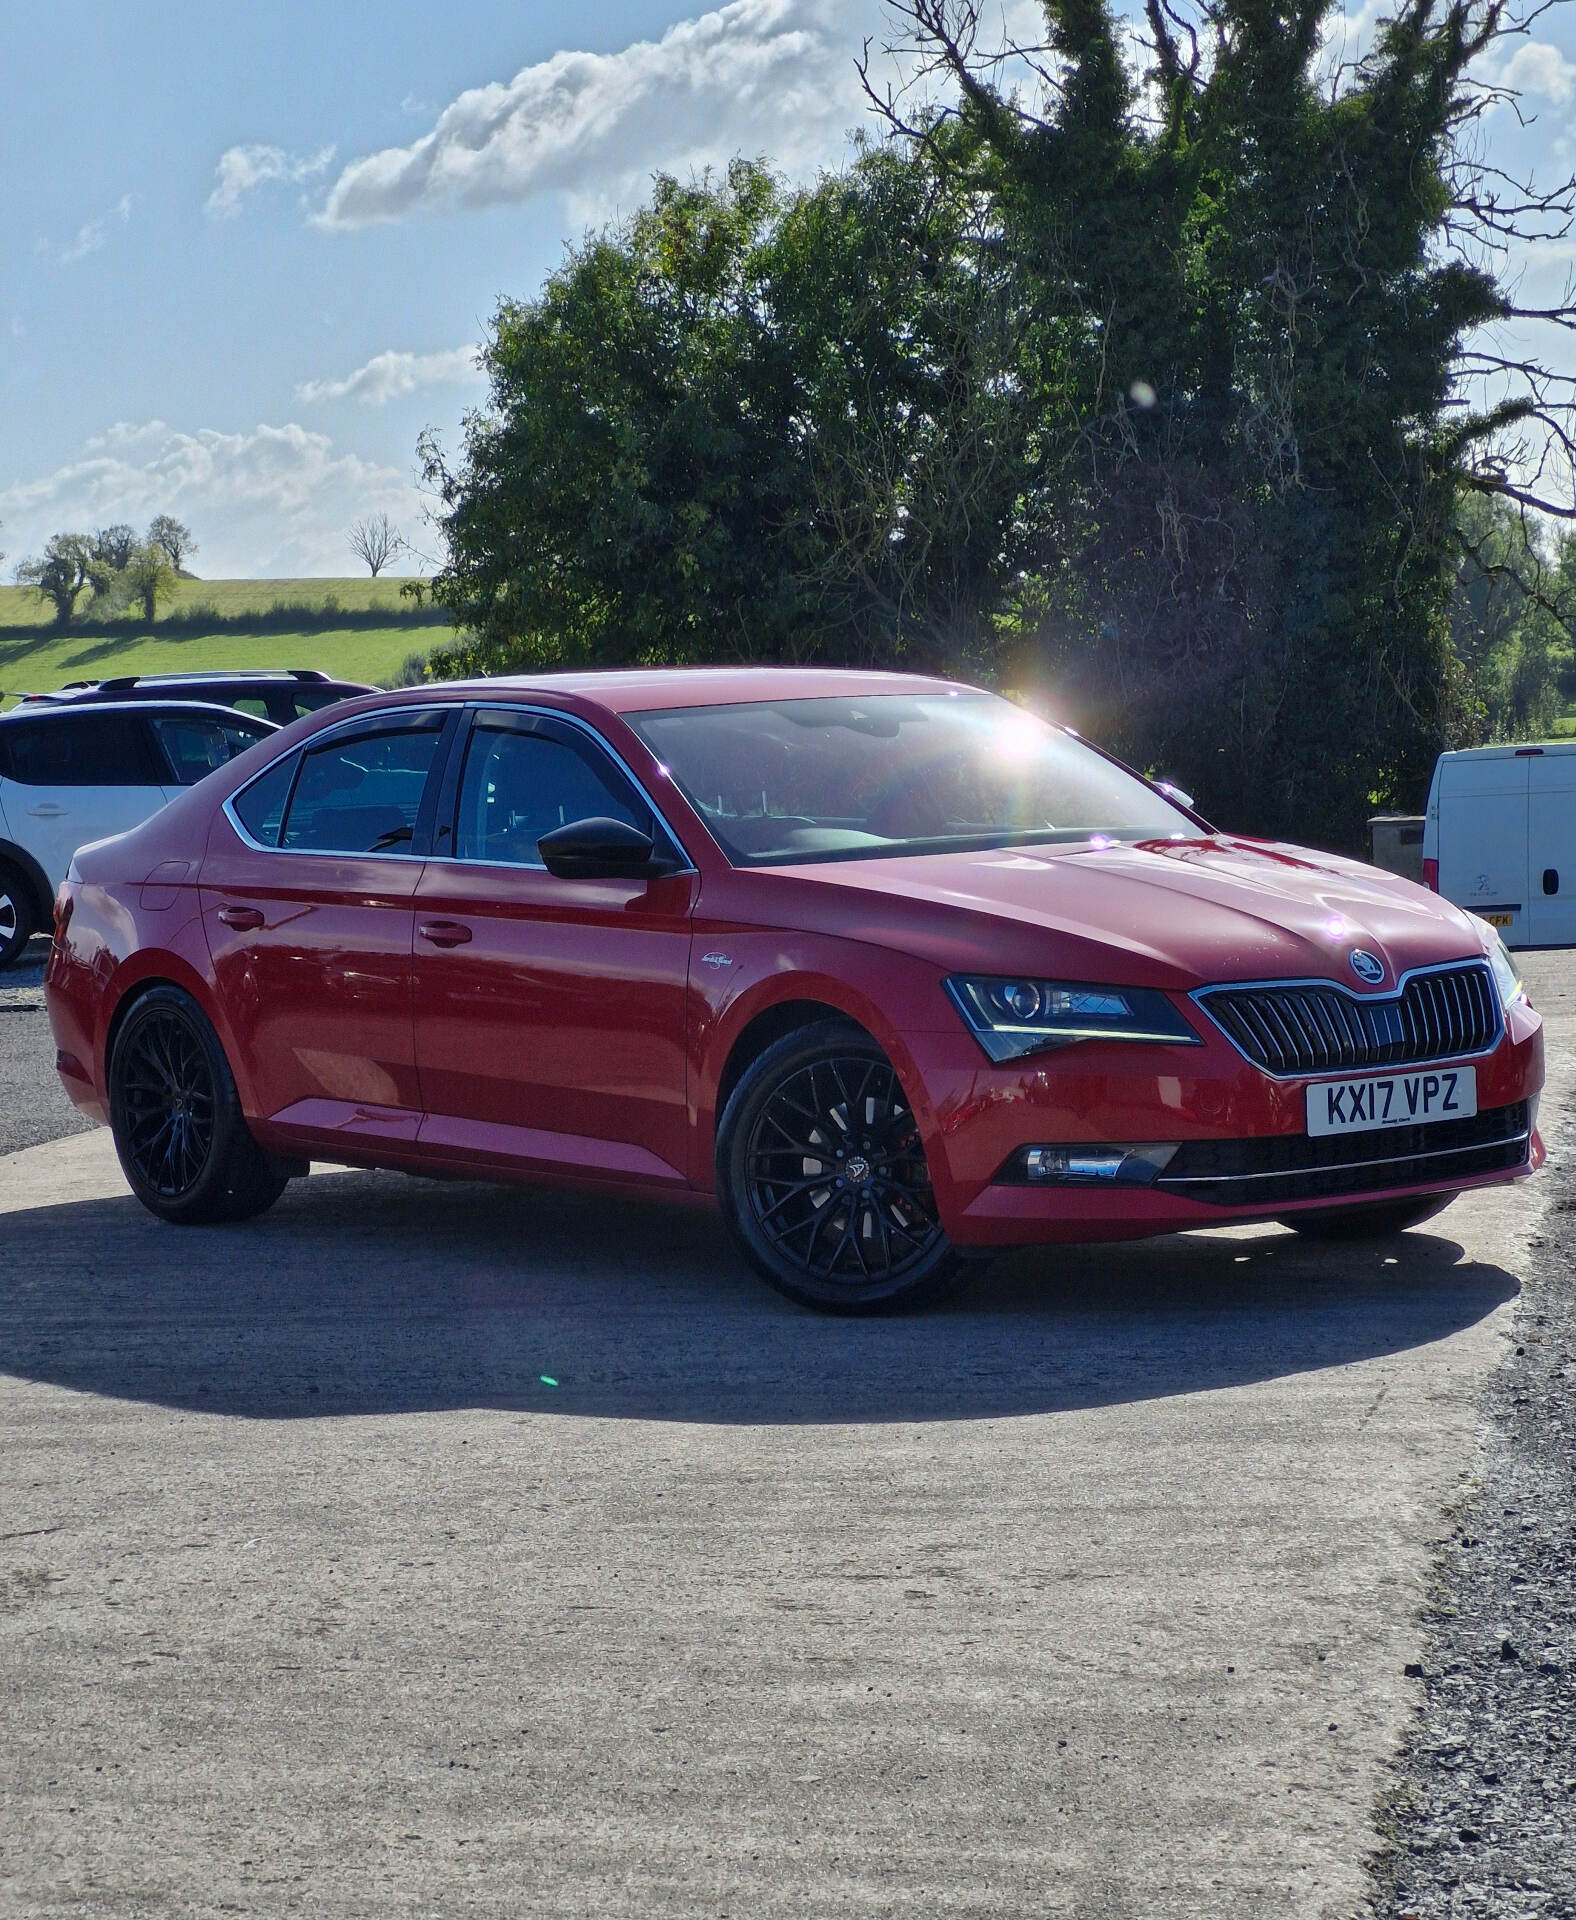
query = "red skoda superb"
(46, 669, 1544, 1312)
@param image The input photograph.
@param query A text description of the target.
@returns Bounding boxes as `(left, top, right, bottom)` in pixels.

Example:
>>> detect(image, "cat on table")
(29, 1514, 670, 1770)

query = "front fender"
(690, 927, 956, 1195)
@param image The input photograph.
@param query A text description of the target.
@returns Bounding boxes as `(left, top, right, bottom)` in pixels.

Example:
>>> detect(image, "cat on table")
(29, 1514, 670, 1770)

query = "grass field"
(0, 575, 427, 628)
(0, 578, 448, 710)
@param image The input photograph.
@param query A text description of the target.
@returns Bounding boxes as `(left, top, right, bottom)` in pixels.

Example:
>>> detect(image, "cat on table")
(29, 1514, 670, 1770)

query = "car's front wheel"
(109, 986, 290, 1224)
(0, 867, 34, 970)
(1278, 1194, 1454, 1240)
(716, 1020, 963, 1313)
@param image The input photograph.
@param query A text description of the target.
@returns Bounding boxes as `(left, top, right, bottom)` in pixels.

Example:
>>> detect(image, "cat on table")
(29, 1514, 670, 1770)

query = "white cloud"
(207, 143, 336, 220)
(1316, 1, 1390, 78)
(315, 0, 873, 230)
(1500, 40, 1576, 105)
(296, 344, 483, 407)
(38, 193, 133, 267)
(1, 421, 424, 578)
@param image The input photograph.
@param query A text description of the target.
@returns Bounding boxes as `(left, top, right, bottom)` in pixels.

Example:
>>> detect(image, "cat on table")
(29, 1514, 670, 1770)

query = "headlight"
(1468, 915, 1527, 1012)
(945, 975, 1202, 1062)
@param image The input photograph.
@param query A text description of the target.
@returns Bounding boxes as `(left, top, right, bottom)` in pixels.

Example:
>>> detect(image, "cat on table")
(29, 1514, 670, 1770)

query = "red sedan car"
(46, 669, 1543, 1312)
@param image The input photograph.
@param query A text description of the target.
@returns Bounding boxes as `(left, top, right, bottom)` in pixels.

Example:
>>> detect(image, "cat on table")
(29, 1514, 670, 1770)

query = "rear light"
(1422, 858, 1439, 892)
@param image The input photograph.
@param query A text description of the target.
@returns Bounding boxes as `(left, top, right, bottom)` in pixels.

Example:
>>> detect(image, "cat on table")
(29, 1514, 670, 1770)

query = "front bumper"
(912, 997, 1544, 1246)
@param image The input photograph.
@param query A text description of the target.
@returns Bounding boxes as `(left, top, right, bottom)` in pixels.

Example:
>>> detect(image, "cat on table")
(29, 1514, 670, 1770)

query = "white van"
(1423, 741, 1576, 948)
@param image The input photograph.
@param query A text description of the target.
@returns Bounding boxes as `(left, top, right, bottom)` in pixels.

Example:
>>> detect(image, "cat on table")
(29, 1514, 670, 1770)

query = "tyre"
(1278, 1193, 1454, 1240)
(109, 985, 290, 1225)
(716, 1020, 963, 1313)
(0, 867, 34, 970)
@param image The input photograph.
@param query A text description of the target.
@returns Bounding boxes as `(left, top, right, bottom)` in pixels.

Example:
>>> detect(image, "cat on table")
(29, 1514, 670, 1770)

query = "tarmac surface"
(0, 938, 91, 1158)
(0, 949, 1568, 1918)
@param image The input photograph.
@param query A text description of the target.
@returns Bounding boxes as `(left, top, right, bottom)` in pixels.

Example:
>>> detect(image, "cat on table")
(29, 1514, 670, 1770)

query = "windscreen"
(627, 693, 1192, 866)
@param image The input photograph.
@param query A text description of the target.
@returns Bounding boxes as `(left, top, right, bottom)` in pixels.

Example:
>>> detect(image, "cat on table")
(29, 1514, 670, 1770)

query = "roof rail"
(96, 670, 331, 687)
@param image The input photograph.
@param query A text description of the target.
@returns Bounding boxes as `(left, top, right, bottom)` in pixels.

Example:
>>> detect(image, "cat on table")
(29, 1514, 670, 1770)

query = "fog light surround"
(1011, 1143, 1180, 1185)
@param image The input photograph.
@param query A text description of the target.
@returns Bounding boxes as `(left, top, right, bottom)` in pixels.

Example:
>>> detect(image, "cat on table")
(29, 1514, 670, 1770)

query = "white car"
(0, 699, 276, 966)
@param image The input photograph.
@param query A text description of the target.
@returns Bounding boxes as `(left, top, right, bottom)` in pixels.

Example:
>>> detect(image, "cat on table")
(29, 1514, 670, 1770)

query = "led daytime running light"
(946, 975, 1201, 1063)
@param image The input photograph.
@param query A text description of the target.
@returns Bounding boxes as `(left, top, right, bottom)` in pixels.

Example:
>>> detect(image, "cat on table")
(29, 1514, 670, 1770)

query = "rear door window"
(0, 713, 158, 787)
(151, 714, 274, 786)
(231, 753, 299, 848)
(279, 718, 446, 855)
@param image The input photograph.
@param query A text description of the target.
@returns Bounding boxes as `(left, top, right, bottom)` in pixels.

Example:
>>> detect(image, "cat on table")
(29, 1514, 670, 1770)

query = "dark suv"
(0, 701, 277, 965)
(19, 669, 373, 728)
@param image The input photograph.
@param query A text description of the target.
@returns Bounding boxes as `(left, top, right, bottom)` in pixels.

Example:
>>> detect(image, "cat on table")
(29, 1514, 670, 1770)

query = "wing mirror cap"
(538, 815, 673, 879)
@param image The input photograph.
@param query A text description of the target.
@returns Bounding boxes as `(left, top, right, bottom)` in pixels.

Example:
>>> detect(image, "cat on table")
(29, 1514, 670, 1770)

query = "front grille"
(1155, 1101, 1530, 1208)
(1196, 964, 1500, 1076)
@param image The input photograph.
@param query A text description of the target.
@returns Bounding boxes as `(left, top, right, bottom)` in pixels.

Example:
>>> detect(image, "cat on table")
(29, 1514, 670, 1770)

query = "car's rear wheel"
(1278, 1194, 1454, 1240)
(0, 868, 34, 970)
(716, 1021, 963, 1313)
(109, 986, 290, 1224)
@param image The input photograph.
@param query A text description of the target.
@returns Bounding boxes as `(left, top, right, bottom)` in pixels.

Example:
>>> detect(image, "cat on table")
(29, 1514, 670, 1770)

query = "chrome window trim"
(424, 700, 698, 877)
(220, 698, 698, 874)
(221, 703, 451, 857)
(1190, 957, 1506, 1079)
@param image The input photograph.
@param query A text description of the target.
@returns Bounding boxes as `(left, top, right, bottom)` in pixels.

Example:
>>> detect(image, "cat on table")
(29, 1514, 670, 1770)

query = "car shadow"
(0, 1167, 1519, 1424)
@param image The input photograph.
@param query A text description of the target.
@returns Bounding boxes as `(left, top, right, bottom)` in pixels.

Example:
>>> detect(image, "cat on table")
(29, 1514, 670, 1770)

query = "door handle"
(418, 920, 473, 948)
(216, 905, 266, 931)
(26, 805, 68, 818)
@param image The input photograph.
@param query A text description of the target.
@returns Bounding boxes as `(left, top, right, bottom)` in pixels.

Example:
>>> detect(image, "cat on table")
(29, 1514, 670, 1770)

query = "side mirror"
(538, 815, 664, 879)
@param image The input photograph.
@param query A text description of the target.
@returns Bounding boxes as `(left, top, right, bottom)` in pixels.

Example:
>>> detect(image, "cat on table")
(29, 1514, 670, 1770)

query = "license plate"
(1481, 911, 1515, 929)
(1306, 1066, 1477, 1137)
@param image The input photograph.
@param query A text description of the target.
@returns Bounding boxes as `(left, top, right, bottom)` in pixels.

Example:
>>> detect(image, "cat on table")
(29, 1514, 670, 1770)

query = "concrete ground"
(0, 954, 1567, 1918)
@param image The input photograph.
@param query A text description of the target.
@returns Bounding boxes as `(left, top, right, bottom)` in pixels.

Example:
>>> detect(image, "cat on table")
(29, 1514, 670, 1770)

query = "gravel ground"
(0, 935, 94, 1157)
(1369, 951, 1576, 1919)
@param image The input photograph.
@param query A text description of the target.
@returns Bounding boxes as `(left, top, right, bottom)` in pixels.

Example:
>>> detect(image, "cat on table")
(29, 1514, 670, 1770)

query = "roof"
(441, 665, 970, 714)
(0, 699, 278, 728)
(1437, 741, 1576, 761)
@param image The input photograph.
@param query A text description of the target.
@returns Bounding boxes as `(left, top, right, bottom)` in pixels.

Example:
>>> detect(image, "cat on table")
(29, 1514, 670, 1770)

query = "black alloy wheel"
(717, 1020, 964, 1313)
(109, 986, 290, 1224)
(1278, 1193, 1454, 1239)
(0, 870, 33, 970)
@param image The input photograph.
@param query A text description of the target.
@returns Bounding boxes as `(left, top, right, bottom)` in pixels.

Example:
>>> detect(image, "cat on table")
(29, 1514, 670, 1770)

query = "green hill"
(0, 578, 451, 710)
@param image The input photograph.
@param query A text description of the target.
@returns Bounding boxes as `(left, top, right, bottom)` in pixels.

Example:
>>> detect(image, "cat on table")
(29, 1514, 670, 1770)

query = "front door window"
(454, 721, 650, 867)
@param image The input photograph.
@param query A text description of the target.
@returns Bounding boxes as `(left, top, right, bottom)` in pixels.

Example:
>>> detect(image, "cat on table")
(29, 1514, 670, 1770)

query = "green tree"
(16, 533, 96, 625)
(1449, 496, 1575, 740)
(882, 0, 1572, 844)
(147, 514, 197, 574)
(421, 2, 1574, 846)
(92, 523, 138, 570)
(124, 540, 177, 622)
(421, 151, 1026, 678)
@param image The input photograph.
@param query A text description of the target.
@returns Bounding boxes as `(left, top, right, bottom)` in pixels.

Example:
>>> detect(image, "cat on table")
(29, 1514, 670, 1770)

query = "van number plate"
(1306, 1067, 1477, 1137)
(1480, 911, 1515, 929)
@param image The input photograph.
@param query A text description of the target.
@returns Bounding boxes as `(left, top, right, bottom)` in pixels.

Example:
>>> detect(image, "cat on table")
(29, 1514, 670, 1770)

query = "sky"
(1, 0, 1573, 580)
